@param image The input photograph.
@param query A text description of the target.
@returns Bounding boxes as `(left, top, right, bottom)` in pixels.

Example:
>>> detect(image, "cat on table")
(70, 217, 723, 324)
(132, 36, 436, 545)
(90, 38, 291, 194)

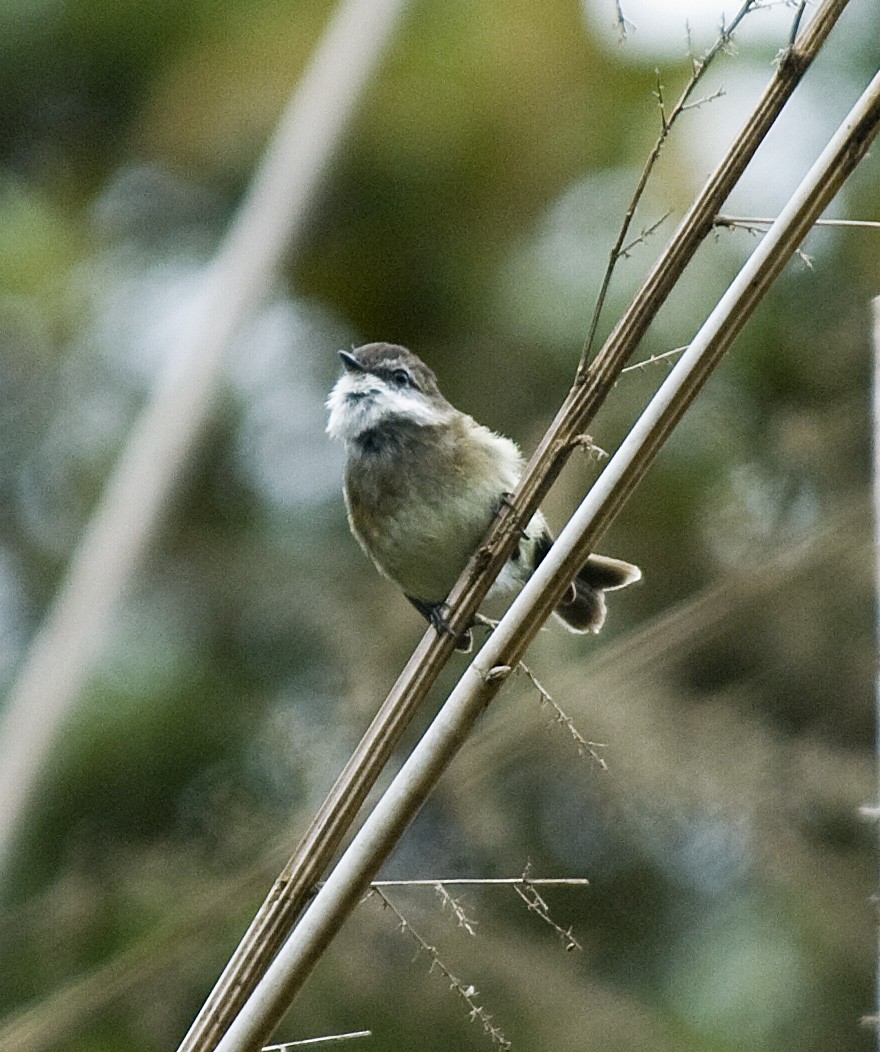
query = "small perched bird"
(326, 342, 640, 646)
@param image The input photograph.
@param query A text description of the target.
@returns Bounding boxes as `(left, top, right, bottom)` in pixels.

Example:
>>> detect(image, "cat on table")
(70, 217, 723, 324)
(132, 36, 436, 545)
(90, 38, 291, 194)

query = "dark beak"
(339, 350, 365, 373)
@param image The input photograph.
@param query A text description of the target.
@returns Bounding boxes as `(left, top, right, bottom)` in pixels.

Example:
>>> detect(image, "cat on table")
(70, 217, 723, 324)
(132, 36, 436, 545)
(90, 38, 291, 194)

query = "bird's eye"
(392, 368, 411, 387)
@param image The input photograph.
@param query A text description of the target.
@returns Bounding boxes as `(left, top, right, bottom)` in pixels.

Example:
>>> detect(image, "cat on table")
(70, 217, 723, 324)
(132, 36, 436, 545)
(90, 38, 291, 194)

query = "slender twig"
(370, 889, 511, 1050)
(375, 869, 586, 953)
(717, 214, 880, 231)
(618, 212, 672, 259)
(789, 1, 808, 46)
(369, 876, 593, 941)
(870, 294, 880, 1052)
(715, 213, 827, 264)
(514, 865, 582, 952)
(621, 346, 688, 373)
(613, 1, 635, 41)
(581, 0, 761, 364)
(571, 435, 609, 460)
(517, 663, 608, 769)
(371, 878, 589, 888)
(432, 883, 479, 937)
(686, 20, 697, 76)
(263, 1035, 371, 1049)
(679, 87, 727, 114)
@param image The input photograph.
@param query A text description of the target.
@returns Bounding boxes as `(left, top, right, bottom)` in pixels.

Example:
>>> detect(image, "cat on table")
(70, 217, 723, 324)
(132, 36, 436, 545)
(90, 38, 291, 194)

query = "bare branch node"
(570, 434, 609, 460)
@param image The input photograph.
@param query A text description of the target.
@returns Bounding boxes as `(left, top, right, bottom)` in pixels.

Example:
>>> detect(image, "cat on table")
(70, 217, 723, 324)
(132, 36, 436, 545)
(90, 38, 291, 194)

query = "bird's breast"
(344, 419, 517, 602)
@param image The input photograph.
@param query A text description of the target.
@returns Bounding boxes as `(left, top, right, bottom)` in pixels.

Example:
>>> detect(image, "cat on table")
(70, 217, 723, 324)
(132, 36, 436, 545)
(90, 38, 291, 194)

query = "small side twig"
(372, 878, 589, 888)
(714, 214, 818, 265)
(370, 888, 510, 1050)
(716, 214, 880, 231)
(263, 1034, 372, 1050)
(581, 0, 761, 365)
(618, 212, 672, 259)
(789, 0, 808, 47)
(517, 663, 608, 770)
(613, 0, 635, 41)
(432, 882, 479, 937)
(514, 864, 582, 953)
(678, 87, 726, 115)
(367, 877, 592, 943)
(621, 346, 688, 374)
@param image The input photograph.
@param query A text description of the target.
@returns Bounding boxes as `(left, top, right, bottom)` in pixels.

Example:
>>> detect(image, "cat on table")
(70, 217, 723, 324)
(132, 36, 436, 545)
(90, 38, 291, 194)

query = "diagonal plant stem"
(0, 0, 410, 880)
(176, 4, 854, 1049)
(211, 68, 880, 1052)
(371, 888, 511, 1049)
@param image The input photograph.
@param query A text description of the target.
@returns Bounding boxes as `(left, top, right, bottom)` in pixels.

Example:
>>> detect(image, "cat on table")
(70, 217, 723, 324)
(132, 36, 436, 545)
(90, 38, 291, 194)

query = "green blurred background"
(1, 0, 879, 1049)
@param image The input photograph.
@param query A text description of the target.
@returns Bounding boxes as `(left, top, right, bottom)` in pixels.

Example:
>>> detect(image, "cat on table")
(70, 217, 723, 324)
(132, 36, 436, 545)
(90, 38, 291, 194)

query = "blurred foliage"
(0, 0, 879, 1050)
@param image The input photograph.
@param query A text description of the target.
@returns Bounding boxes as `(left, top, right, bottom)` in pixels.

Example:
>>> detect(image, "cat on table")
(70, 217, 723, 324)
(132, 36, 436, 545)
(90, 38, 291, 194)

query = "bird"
(326, 342, 640, 648)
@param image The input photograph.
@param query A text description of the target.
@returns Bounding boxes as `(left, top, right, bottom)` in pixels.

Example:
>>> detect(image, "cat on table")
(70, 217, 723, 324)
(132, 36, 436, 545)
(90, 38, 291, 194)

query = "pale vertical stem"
(0, 0, 410, 877)
(871, 294, 880, 1051)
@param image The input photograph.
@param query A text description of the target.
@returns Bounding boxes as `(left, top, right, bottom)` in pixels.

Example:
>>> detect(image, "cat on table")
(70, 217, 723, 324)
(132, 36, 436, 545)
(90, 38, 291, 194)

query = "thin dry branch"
(517, 662, 608, 768)
(369, 875, 591, 941)
(210, 67, 880, 1052)
(513, 875, 582, 952)
(431, 883, 480, 937)
(717, 214, 880, 230)
(618, 211, 672, 259)
(262, 1034, 371, 1049)
(179, 5, 853, 1049)
(613, 1, 634, 41)
(621, 346, 688, 373)
(371, 877, 589, 888)
(582, 0, 761, 362)
(370, 889, 511, 1050)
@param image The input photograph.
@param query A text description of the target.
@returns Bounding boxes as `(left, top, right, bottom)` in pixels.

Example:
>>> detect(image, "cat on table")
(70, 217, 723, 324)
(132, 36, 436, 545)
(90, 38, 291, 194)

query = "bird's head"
(326, 342, 454, 443)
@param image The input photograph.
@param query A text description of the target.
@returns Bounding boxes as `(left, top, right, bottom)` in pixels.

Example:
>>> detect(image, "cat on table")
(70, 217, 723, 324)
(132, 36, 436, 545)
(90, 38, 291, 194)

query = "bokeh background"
(1, 1, 879, 1049)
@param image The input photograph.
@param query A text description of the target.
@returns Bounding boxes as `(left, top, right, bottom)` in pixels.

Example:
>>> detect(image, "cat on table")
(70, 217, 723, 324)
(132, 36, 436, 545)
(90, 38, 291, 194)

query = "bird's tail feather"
(554, 553, 641, 634)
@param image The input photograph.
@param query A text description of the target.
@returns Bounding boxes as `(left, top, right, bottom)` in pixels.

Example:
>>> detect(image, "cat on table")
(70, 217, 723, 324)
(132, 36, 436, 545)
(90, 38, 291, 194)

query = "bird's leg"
(406, 596, 473, 653)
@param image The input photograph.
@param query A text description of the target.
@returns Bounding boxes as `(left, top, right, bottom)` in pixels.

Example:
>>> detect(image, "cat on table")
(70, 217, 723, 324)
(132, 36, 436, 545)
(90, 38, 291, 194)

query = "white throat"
(326, 373, 451, 443)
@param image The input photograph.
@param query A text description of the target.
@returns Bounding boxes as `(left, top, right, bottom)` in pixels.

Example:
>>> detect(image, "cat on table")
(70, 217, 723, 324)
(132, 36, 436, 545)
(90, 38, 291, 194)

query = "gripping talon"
(428, 603, 455, 636)
(407, 596, 473, 652)
(494, 492, 528, 539)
